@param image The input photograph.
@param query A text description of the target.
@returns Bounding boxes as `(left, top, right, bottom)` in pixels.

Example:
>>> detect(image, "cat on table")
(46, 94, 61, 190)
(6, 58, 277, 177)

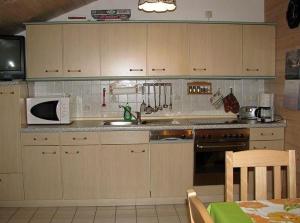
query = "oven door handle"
(196, 143, 247, 149)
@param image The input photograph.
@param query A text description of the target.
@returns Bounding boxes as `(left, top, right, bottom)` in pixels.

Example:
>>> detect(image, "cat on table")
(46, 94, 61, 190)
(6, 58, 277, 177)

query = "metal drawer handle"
(0, 92, 15, 95)
(33, 137, 48, 141)
(246, 68, 259, 72)
(260, 132, 274, 136)
(152, 68, 166, 71)
(67, 69, 82, 72)
(42, 151, 56, 155)
(197, 144, 247, 149)
(253, 146, 267, 149)
(65, 151, 80, 154)
(72, 137, 87, 140)
(130, 69, 143, 72)
(130, 150, 146, 153)
(45, 69, 59, 73)
(193, 68, 207, 71)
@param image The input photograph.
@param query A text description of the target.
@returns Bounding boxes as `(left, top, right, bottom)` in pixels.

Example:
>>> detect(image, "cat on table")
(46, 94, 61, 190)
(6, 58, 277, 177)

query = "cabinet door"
(63, 24, 100, 77)
(189, 24, 242, 76)
(243, 25, 275, 76)
(0, 174, 24, 200)
(23, 146, 62, 200)
(26, 25, 63, 78)
(99, 144, 149, 198)
(147, 23, 188, 76)
(101, 24, 147, 76)
(0, 86, 21, 173)
(250, 140, 284, 150)
(61, 145, 97, 199)
(150, 142, 193, 197)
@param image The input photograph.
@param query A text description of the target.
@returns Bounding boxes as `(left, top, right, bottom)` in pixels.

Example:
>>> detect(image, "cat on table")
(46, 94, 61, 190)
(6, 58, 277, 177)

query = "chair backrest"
(187, 189, 214, 223)
(225, 149, 296, 201)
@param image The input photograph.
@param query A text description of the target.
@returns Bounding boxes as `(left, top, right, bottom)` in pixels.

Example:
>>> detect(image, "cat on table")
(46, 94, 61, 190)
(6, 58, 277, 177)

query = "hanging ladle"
(145, 84, 153, 114)
(163, 83, 168, 108)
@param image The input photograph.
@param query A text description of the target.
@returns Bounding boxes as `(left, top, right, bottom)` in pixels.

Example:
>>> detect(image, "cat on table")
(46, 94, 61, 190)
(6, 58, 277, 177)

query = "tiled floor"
(0, 204, 189, 223)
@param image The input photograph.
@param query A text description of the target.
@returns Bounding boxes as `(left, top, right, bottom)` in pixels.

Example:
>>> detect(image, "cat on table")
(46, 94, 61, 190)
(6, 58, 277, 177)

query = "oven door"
(194, 141, 249, 186)
(27, 98, 61, 124)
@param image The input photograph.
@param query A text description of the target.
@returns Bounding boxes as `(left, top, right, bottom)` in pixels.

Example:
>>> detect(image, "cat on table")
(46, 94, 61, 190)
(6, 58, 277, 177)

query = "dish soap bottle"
(123, 103, 132, 121)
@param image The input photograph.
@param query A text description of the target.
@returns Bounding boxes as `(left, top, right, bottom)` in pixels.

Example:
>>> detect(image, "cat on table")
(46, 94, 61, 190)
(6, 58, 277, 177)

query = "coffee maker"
(256, 93, 274, 122)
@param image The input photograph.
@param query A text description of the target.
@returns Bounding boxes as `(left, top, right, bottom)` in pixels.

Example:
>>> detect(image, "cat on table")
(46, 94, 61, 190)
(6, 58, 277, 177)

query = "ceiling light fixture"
(138, 0, 176, 12)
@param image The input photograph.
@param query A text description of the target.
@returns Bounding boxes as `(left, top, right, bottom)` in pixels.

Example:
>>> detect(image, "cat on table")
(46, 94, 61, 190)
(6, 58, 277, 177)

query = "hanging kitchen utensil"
(102, 88, 106, 107)
(223, 88, 240, 114)
(153, 84, 158, 112)
(145, 84, 153, 114)
(169, 84, 172, 110)
(158, 84, 163, 110)
(163, 83, 168, 108)
(210, 88, 224, 109)
(140, 85, 146, 112)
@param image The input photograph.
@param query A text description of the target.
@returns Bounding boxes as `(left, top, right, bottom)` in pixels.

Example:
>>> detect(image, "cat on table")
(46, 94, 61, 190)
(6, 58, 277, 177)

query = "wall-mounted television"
(0, 35, 25, 81)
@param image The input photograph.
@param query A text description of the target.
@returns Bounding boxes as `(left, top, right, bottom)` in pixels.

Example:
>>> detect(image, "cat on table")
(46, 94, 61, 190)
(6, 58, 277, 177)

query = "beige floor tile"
(0, 208, 17, 217)
(94, 217, 115, 223)
(156, 205, 177, 216)
(116, 216, 136, 223)
(174, 204, 188, 216)
(12, 208, 37, 219)
(158, 216, 180, 223)
(32, 207, 57, 219)
(136, 208, 156, 217)
(7, 220, 30, 223)
(51, 219, 73, 223)
(72, 219, 94, 223)
(96, 209, 115, 218)
(178, 215, 189, 223)
(137, 216, 158, 223)
(30, 219, 52, 223)
(116, 209, 136, 217)
(117, 206, 135, 210)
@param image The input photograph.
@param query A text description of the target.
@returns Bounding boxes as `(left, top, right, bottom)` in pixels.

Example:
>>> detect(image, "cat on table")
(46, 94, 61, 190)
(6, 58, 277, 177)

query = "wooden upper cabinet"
(243, 25, 275, 76)
(63, 24, 100, 77)
(26, 25, 63, 78)
(100, 24, 147, 76)
(189, 24, 242, 76)
(147, 23, 189, 76)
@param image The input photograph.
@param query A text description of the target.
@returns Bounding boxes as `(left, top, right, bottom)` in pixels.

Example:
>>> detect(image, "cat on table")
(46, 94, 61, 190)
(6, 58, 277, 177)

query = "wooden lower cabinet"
(250, 140, 284, 150)
(61, 145, 98, 199)
(98, 144, 150, 199)
(150, 142, 193, 197)
(22, 146, 62, 200)
(0, 174, 24, 201)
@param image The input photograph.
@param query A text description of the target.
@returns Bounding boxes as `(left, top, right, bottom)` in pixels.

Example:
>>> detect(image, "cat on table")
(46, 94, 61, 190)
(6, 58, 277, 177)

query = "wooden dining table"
(207, 198, 300, 223)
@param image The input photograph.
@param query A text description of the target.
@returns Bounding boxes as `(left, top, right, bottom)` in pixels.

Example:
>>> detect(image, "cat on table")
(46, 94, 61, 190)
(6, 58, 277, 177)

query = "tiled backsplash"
(29, 79, 264, 119)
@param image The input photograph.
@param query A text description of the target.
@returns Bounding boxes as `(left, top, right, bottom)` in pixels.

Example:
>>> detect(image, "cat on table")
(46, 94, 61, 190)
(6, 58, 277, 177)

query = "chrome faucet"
(119, 105, 142, 124)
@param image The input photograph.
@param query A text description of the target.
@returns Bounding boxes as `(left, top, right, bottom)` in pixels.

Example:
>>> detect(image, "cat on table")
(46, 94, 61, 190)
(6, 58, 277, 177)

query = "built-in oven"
(194, 128, 249, 186)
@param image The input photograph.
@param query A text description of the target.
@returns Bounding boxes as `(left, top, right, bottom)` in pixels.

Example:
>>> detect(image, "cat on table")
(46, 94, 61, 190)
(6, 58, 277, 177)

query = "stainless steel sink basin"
(141, 119, 181, 125)
(103, 120, 138, 126)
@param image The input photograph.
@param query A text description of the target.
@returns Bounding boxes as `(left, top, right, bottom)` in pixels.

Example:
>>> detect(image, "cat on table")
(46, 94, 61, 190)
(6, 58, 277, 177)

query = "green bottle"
(123, 103, 132, 121)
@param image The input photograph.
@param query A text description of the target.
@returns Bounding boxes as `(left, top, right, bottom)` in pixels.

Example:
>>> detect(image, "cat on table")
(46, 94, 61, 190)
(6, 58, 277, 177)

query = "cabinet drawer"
(61, 132, 99, 145)
(100, 131, 149, 144)
(0, 174, 24, 201)
(250, 128, 284, 141)
(250, 140, 284, 150)
(21, 133, 60, 145)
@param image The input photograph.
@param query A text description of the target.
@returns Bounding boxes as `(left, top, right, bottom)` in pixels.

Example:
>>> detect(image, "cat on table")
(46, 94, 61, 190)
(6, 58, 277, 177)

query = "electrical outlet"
(205, 10, 213, 19)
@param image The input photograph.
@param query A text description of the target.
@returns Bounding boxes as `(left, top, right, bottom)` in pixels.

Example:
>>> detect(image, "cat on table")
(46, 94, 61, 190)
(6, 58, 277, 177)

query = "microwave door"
(30, 101, 60, 121)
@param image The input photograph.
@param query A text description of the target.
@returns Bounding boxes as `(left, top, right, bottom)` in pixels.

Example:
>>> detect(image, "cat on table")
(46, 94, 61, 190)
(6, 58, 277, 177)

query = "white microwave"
(26, 97, 71, 124)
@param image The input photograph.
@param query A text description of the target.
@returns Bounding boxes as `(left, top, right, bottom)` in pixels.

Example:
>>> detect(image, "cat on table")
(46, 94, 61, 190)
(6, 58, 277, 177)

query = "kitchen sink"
(103, 119, 181, 126)
(103, 120, 139, 126)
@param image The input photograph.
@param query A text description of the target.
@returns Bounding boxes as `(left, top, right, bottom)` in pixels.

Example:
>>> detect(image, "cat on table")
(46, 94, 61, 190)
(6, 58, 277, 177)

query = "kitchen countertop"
(21, 118, 287, 132)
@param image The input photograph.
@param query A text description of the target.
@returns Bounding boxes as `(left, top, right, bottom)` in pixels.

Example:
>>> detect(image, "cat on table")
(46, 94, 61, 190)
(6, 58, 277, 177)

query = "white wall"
(51, 0, 264, 22)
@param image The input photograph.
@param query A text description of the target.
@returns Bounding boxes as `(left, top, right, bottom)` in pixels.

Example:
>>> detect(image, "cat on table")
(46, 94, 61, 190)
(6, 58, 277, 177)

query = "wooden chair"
(187, 189, 214, 223)
(225, 149, 296, 201)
